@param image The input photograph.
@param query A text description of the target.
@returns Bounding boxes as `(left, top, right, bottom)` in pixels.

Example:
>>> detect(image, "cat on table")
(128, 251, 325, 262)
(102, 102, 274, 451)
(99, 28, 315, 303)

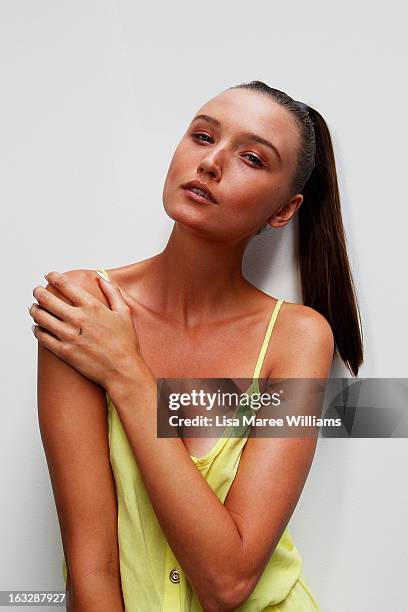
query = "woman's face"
(162, 87, 303, 242)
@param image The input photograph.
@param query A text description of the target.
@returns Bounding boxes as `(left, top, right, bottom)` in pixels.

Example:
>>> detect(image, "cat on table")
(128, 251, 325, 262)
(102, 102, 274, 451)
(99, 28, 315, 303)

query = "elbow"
(200, 574, 252, 612)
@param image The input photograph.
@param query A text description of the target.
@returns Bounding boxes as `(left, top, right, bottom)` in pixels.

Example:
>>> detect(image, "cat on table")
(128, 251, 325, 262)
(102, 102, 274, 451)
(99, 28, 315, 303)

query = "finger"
(29, 303, 71, 340)
(45, 271, 95, 307)
(32, 324, 63, 356)
(116, 285, 136, 307)
(97, 275, 129, 314)
(32, 284, 74, 321)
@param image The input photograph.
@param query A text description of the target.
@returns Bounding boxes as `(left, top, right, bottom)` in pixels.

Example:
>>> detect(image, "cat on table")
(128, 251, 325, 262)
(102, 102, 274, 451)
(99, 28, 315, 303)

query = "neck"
(148, 223, 252, 327)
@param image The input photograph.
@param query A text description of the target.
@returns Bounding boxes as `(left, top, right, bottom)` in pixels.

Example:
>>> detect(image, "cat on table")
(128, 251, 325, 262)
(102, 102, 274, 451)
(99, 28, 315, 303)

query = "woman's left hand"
(29, 271, 152, 392)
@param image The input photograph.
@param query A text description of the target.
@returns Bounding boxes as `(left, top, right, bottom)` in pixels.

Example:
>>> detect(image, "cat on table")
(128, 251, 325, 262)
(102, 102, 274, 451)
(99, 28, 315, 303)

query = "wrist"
(106, 363, 156, 405)
(68, 576, 125, 612)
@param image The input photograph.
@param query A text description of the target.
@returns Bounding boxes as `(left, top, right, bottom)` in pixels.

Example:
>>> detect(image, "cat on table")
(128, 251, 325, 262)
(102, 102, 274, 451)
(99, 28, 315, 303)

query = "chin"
(163, 195, 210, 226)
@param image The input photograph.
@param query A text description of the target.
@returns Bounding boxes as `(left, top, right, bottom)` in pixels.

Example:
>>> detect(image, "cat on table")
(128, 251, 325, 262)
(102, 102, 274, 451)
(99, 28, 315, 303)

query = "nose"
(197, 152, 221, 181)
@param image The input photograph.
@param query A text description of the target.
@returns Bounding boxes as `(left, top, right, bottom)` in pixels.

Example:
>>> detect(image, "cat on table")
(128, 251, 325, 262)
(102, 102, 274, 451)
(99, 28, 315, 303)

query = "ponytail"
(230, 81, 364, 376)
(299, 108, 363, 376)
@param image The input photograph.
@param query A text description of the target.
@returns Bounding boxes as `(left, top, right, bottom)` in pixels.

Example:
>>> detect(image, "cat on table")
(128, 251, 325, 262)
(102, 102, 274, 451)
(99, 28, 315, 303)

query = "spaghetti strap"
(252, 298, 284, 380)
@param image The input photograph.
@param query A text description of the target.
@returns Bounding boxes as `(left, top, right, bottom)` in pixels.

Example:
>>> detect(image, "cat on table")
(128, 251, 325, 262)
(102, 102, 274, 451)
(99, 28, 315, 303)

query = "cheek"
(162, 149, 183, 198)
(224, 167, 277, 213)
(164, 145, 190, 187)
(162, 147, 196, 217)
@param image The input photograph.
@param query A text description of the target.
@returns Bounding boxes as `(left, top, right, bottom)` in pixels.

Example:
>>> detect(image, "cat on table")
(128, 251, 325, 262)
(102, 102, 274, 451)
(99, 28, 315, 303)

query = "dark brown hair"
(229, 81, 364, 377)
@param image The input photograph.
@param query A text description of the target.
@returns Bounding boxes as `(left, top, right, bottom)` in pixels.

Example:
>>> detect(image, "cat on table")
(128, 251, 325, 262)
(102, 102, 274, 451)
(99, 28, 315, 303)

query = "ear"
(266, 193, 303, 229)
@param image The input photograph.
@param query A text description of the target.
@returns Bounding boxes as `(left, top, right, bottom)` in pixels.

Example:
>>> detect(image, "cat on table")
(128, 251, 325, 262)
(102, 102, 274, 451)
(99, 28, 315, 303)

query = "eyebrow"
(190, 113, 282, 163)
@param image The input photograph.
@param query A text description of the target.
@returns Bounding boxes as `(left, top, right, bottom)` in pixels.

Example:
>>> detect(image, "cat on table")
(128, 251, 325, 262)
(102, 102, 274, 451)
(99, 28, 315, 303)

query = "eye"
(191, 133, 266, 169)
(192, 132, 213, 143)
(243, 153, 266, 169)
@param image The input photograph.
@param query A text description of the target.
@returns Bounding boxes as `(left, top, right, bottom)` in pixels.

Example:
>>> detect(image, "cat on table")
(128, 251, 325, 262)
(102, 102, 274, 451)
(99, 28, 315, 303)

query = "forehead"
(193, 88, 300, 163)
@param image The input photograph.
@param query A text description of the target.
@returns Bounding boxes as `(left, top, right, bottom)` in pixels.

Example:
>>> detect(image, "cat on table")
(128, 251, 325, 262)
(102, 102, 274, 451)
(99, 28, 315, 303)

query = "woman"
(31, 81, 363, 611)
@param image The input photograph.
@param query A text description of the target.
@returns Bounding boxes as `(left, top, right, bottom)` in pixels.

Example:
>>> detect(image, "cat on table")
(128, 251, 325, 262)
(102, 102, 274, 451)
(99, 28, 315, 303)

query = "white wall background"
(1, 1, 407, 610)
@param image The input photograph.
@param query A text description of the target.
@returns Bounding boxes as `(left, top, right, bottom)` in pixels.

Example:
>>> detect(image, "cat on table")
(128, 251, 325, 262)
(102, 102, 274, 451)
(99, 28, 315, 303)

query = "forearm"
(107, 375, 248, 609)
(66, 562, 124, 612)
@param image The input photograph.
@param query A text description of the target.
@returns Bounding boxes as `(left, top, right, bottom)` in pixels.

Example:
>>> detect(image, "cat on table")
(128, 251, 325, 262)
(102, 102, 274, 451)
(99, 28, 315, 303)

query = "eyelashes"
(244, 153, 266, 169)
(191, 132, 267, 169)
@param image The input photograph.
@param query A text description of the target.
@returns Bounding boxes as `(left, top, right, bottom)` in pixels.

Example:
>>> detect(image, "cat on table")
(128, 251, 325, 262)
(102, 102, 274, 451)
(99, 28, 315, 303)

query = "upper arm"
(36, 269, 120, 582)
(223, 307, 334, 598)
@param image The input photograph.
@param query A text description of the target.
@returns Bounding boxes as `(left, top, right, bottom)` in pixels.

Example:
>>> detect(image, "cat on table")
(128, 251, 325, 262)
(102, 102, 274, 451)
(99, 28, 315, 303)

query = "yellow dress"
(62, 268, 320, 611)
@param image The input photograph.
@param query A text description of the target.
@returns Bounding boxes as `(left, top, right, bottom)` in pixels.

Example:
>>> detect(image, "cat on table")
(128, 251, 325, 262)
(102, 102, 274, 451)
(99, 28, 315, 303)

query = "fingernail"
(96, 269, 111, 282)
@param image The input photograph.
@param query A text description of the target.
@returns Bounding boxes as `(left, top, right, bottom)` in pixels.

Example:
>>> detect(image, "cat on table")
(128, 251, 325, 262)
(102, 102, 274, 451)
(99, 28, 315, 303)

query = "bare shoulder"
(45, 268, 111, 307)
(55, 257, 157, 302)
(63, 268, 107, 299)
(280, 301, 334, 344)
(273, 300, 335, 378)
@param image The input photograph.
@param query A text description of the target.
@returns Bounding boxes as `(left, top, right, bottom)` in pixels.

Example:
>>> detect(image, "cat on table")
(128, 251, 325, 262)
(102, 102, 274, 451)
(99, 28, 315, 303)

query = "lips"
(181, 180, 217, 204)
